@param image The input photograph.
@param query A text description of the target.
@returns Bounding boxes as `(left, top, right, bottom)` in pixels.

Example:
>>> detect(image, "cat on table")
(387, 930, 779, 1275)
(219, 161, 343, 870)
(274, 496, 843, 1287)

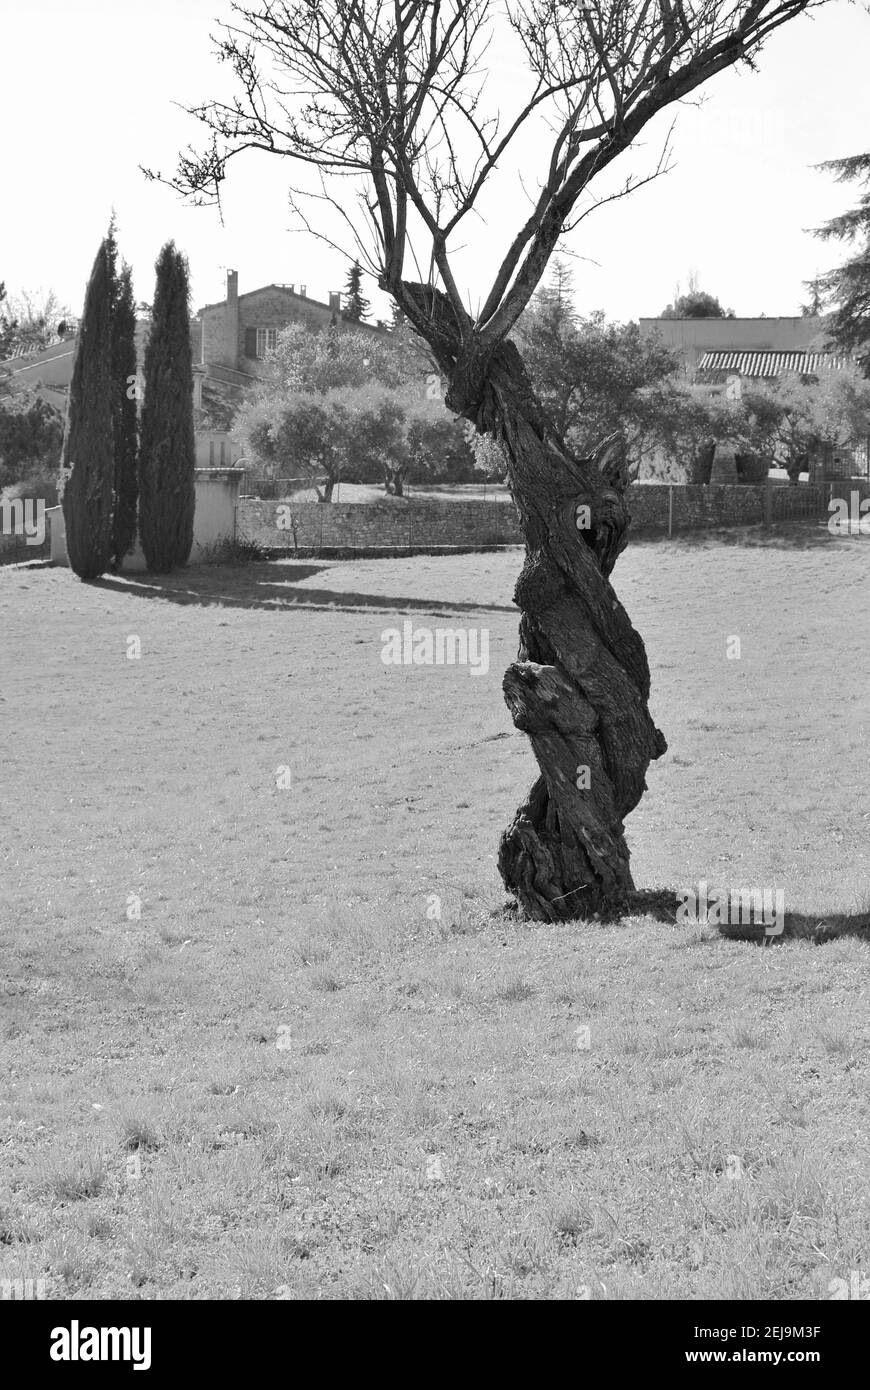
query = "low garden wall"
(239, 498, 514, 552)
(238, 481, 870, 554)
(41, 469, 244, 571)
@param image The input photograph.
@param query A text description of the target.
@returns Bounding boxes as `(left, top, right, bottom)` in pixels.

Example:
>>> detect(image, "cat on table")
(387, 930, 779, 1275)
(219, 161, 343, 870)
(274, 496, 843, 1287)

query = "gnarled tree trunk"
(383, 465, 406, 496)
(445, 335, 667, 922)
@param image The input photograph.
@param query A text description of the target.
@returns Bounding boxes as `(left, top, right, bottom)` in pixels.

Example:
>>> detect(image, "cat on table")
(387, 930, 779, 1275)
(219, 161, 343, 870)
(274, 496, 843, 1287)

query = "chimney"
(328, 291, 341, 313)
(226, 269, 239, 370)
(300, 284, 307, 298)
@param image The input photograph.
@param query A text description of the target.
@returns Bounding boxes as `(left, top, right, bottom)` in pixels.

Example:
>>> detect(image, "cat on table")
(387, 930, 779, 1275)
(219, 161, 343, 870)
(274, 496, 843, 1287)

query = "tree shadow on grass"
(91, 560, 517, 616)
(496, 886, 870, 944)
(630, 522, 848, 553)
(622, 887, 870, 945)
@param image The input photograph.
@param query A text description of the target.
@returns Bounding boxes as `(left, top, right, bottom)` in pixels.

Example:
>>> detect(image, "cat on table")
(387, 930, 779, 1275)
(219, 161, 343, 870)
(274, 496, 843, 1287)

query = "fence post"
(762, 478, 773, 530)
(668, 485, 673, 539)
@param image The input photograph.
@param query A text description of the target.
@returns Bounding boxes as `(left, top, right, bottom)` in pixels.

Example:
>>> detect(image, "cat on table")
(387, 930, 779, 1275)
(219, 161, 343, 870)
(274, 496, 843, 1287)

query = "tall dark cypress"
(111, 261, 139, 568)
(138, 242, 195, 572)
(61, 241, 114, 580)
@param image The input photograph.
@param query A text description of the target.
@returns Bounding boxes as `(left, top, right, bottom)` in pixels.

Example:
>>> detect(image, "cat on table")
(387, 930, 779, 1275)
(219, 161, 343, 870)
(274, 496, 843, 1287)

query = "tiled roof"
(196, 283, 328, 314)
(696, 350, 850, 378)
(196, 284, 386, 332)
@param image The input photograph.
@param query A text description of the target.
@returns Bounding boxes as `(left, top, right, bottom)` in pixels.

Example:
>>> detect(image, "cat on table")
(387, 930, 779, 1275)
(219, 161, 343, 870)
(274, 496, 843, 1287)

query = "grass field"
(1, 524, 868, 1300)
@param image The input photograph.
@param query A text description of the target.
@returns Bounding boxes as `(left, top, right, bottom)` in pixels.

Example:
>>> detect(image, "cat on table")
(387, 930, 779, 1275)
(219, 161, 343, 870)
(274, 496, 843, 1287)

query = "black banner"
(3, 1299, 864, 1375)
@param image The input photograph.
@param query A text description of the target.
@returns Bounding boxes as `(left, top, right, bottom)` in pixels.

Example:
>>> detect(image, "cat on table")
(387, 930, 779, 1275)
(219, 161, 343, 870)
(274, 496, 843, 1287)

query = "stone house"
(195, 271, 385, 376)
(191, 271, 388, 467)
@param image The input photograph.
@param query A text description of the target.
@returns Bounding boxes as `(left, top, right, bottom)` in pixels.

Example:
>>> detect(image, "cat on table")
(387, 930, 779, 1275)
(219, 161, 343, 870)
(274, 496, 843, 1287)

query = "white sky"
(1, 0, 867, 325)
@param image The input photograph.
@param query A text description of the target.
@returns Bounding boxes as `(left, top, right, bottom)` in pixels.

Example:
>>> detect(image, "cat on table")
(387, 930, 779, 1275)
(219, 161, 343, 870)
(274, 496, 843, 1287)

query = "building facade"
(191, 272, 388, 469)
(638, 315, 828, 377)
(196, 271, 385, 377)
(638, 317, 870, 483)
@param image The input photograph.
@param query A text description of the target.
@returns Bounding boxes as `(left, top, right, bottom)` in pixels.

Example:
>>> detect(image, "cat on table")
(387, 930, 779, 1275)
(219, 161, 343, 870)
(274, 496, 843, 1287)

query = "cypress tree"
(61, 240, 114, 580)
(138, 242, 195, 572)
(342, 260, 371, 323)
(111, 259, 139, 569)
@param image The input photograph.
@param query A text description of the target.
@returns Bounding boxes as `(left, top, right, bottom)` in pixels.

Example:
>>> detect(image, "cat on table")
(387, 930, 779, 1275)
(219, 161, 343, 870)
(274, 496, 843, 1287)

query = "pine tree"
(138, 242, 196, 572)
(813, 152, 870, 372)
(342, 260, 371, 322)
(533, 258, 578, 336)
(111, 259, 139, 569)
(61, 240, 114, 580)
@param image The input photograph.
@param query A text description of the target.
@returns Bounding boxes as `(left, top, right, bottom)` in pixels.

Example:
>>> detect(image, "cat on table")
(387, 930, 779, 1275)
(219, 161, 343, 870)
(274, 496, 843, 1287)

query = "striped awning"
(696, 350, 850, 378)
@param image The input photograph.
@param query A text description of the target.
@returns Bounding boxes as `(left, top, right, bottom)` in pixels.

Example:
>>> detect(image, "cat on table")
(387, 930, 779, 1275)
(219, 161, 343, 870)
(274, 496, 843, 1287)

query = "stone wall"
(238, 482, 870, 555)
(239, 498, 512, 552)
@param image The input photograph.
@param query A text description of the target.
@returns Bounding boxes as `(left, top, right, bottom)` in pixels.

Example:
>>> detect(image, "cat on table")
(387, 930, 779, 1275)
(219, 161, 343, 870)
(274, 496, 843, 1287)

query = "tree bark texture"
(445, 329, 665, 920)
(399, 283, 666, 921)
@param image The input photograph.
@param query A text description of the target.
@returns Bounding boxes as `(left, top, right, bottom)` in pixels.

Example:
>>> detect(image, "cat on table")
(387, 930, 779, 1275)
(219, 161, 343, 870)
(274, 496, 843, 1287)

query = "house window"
(255, 327, 278, 357)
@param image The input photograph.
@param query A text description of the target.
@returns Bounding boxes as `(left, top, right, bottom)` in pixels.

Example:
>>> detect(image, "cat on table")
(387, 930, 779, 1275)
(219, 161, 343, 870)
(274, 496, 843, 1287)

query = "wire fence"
(767, 481, 836, 526)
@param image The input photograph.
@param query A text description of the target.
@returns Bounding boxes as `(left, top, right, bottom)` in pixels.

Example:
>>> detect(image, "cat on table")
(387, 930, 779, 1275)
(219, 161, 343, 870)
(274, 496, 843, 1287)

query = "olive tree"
(152, 0, 828, 920)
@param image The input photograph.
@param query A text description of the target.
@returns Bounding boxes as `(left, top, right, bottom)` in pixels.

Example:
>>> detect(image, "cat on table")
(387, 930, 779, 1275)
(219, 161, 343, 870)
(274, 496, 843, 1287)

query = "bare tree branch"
(147, 1, 825, 360)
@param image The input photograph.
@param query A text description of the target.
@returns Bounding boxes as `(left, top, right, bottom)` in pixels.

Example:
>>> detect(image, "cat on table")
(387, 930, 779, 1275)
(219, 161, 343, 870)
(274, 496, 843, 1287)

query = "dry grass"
(0, 525, 868, 1299)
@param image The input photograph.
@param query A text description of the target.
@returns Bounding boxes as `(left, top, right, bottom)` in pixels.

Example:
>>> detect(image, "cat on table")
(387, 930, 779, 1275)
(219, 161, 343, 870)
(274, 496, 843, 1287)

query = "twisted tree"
(151, 0, 827, 920)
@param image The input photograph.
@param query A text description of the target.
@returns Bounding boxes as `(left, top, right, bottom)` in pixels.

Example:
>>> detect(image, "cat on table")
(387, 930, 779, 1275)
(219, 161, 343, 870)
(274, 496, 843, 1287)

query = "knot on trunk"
(513, 550, 566, 614)
(444, 356, 491, 424)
